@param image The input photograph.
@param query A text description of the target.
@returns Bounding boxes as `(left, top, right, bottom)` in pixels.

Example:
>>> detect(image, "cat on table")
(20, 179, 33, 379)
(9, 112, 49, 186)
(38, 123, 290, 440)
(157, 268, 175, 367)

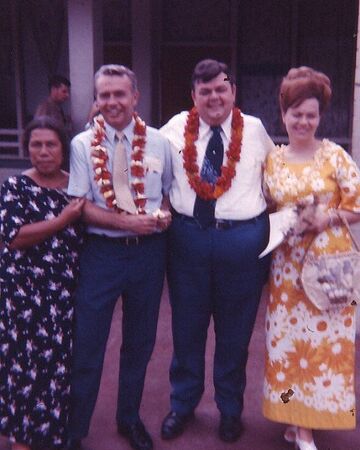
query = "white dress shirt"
(160, 110, 274, 220)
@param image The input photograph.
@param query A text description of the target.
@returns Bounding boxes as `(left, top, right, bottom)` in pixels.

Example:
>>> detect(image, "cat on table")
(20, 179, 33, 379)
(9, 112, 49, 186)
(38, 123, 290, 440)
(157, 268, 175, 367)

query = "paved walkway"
(0, 284, 359, 450)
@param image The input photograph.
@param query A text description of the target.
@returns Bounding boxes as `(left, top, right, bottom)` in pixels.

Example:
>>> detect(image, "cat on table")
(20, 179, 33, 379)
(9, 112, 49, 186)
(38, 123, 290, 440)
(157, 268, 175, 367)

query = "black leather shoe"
(65, 438, 82, 450)
(218, 415, 243, 442)
(161, 410, 194, 440)
(117, 421, 153, 450)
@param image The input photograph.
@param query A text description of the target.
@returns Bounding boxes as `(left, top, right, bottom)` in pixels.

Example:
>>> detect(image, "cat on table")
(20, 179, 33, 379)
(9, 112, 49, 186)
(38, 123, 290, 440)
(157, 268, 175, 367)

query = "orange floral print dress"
(262, 139, 360, 429)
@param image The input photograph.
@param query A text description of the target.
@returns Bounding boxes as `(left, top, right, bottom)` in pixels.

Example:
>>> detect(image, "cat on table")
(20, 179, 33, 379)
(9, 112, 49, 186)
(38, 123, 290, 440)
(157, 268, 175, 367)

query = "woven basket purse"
(301, 213, 360, 311)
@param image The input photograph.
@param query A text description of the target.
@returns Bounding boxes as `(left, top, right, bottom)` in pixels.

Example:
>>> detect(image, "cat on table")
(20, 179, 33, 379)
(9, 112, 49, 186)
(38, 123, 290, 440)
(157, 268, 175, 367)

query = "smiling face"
(29, 128, 63, 176)
(191, 72, 236, 126)
(95, 74, 139, 130)
(282, 97, 321, 146)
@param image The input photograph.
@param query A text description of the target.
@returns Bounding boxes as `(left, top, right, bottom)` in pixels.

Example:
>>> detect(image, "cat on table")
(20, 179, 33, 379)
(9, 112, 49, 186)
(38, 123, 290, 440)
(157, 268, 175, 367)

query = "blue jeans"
(167, 212, 270, 417)
(69, 233, 166, 438)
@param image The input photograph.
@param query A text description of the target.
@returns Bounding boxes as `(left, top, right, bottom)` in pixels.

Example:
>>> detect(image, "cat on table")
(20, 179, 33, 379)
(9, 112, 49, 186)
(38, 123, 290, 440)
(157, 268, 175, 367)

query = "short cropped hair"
(94, 64, 138, 92)
(48, 75, 71, 91)
(191, 59, 235, 90)
(279, 66, 332, 114)
(22, 116, 69, 168)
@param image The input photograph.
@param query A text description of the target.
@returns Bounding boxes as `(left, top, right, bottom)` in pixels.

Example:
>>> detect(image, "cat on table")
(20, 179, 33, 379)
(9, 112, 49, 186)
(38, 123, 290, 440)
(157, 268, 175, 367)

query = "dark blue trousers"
(69, 233, 166, 439)
(167, 212, 270, 417)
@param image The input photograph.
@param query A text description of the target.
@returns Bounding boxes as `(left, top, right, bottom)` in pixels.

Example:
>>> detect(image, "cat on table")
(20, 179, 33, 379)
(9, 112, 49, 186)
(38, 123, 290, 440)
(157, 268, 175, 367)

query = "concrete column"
(132, 0, 152, 124)
(68, 0, 103, 135)
(352, 9, 360, 165)
(93, 1, 104, 73)
(352, 8, 360, 334)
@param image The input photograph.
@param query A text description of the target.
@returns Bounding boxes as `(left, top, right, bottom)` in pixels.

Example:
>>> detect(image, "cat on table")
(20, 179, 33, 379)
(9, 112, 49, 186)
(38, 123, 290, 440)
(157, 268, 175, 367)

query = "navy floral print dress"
(0, 175, 83, 449)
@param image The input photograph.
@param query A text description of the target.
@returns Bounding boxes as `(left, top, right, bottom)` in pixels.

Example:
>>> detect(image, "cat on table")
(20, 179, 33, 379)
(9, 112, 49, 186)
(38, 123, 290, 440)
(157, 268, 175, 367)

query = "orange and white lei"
(90, 113, 148, 214)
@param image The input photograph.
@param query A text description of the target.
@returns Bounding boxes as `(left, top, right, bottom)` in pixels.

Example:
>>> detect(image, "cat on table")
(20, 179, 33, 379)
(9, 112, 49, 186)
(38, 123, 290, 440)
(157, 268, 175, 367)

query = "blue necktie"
(193, 126, 224, 228)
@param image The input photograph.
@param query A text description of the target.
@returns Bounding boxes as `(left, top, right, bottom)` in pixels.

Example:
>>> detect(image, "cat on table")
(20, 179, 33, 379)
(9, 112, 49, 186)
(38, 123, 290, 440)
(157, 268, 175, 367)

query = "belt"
(87, 233, 152, 246)
(171, 209, 267, 230)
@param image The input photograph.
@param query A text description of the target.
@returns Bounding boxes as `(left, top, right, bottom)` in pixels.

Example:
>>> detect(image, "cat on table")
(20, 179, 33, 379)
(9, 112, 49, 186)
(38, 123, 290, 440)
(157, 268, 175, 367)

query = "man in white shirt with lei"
(160, 58, 274, 443)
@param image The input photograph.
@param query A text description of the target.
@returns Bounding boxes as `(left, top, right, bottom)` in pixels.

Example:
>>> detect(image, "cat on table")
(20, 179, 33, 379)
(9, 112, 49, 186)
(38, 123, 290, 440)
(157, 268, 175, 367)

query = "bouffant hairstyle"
(191, 59, 235, 90)
(279, 66, 332, 114)
(22, 116, 69, 169)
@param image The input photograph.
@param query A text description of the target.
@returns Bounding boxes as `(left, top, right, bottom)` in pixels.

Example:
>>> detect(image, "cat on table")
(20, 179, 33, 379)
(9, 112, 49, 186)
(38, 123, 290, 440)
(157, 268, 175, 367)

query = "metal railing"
(0, 128, 26, 159)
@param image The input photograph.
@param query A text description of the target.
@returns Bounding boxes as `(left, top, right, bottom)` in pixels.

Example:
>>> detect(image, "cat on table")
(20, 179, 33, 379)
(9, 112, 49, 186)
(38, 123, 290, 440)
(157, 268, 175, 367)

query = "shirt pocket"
(143, 155, 164, 201)
(144, 155, 163, 175)
(144, 172, 162, 201)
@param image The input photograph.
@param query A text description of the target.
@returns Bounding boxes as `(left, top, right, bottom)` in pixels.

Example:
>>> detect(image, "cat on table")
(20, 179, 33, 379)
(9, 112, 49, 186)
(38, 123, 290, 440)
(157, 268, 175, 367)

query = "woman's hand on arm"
(9, 197, 86, 250)
(307, 205, 330, 233)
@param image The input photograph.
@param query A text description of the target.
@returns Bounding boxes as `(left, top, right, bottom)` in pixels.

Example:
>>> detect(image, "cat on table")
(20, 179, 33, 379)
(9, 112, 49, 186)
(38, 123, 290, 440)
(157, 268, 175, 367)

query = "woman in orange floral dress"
(262, 67, 360, 450)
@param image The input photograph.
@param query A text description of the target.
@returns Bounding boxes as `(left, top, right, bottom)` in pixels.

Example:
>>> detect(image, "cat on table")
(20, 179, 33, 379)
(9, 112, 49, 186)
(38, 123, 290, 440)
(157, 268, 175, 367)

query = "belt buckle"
(125, 236, 139, 246)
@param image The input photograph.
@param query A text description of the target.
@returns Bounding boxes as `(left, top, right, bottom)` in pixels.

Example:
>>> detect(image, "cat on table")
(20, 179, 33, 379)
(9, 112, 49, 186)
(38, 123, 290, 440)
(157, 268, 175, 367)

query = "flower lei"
(183, 107, 244, 200)
(91, 113, 147, 214)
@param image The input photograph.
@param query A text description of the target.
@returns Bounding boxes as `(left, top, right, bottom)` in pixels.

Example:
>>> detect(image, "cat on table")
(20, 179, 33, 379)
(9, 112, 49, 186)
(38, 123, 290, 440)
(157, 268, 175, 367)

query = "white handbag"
(301, 213, 360, 311)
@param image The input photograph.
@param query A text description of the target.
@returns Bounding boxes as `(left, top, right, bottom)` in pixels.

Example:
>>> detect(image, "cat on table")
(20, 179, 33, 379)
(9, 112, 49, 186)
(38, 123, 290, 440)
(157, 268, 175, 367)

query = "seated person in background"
(35, 75, 72, 137)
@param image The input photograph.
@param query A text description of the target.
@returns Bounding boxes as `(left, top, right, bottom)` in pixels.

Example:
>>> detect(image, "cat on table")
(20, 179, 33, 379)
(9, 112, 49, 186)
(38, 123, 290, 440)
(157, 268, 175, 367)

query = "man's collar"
(198, 110, 233, 141)
(104, 117, 135, 145)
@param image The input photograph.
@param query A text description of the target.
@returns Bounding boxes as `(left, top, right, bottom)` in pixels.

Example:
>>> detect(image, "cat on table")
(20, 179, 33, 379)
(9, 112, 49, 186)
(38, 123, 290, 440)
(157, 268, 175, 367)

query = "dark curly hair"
(191, 59, 235, 90)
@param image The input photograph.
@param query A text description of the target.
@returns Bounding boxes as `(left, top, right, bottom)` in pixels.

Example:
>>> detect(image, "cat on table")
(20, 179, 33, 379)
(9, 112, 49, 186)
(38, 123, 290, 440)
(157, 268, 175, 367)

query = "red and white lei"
(90, 113, 148, 214)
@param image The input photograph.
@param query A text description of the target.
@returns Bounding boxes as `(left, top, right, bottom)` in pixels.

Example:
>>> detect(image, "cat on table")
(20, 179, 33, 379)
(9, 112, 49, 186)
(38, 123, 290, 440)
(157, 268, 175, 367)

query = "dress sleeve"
(0, 177, 28, 246)
(335, 146, 360, 213)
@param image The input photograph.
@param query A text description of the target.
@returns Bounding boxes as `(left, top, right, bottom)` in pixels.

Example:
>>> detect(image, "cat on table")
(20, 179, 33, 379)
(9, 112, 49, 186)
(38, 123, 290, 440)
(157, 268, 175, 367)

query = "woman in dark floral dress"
(0, 117, 85, 450)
